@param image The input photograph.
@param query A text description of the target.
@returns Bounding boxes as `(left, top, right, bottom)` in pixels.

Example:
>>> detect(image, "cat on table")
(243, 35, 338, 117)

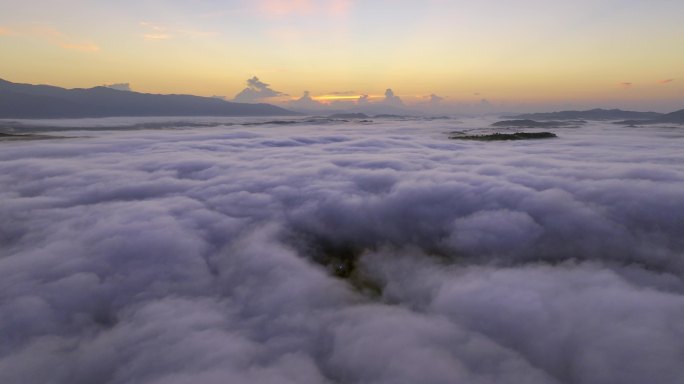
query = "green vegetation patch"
(450, 132, 557, 141)
(0, 132, 64, 141)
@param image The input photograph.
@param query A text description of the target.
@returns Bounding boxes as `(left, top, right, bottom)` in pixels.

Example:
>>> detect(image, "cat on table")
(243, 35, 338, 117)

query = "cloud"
(0, 26, 12, 36)
(429, 94, 443, 105)
(140, 22, 172, 40)
(299, 90, 314, 100)
(286, 90, 325, 110)
(382, 88, 403, 106)
(620, 82, 633, 88)
(104, 83, 132, 92)
(659, 79, 675, 84)
(140, 22, 215, 41)
(144, 33, 172, 40)
(1, 118, 684, 383)
(233, 76, 286, 103)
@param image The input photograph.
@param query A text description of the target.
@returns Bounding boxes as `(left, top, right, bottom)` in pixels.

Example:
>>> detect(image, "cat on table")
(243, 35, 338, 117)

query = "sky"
(1, 0, 683, 111)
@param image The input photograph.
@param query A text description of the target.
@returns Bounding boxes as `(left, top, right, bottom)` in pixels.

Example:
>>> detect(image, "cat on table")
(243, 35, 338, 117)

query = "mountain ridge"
(0, 78, 297, 118)
(616, 109, 684, 125)
(507, 108, 663, 121)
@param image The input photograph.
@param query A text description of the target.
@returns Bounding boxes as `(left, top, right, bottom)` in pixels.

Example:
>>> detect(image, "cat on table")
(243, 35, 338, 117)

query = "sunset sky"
(1, 0, 682, 110)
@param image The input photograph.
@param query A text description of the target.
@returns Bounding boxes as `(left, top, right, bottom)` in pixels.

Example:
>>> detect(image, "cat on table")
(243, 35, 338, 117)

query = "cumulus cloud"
(428, 94, 443, 105)
(382, 88, 403, 106)
(286, 91, 325, 110)
(104, 83, 132, 92)
(1, 117, 684, 383)
(233, 76, 286, 103)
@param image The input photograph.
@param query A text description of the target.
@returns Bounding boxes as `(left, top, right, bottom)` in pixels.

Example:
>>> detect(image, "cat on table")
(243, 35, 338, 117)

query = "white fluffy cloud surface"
(1, 117, 684, 384)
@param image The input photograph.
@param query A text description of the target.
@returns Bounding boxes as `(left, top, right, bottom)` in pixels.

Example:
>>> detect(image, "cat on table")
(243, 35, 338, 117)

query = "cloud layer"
(1, 117, 684, 383)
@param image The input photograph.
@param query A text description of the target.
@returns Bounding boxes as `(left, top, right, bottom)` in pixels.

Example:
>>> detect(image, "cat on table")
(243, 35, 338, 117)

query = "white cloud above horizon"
(233, 76, 287, 103)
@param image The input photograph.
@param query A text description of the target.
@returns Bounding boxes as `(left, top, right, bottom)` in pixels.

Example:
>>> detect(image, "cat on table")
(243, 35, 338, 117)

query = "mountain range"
(0, 78, 297, 118)
(615, 109, 684, 125)
(508, 108, 663, 121)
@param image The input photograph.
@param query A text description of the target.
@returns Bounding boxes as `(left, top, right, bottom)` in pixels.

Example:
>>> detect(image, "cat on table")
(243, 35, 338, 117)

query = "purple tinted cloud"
(1, 117, 684, 383)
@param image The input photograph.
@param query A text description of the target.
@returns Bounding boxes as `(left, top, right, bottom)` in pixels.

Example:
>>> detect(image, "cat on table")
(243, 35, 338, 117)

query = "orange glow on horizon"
(313, 94, 382, 102)
(0, 1, 682, 111)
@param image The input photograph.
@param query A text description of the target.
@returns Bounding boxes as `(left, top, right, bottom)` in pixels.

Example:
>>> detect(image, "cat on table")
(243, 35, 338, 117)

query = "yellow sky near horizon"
(1, 0, 682, 110)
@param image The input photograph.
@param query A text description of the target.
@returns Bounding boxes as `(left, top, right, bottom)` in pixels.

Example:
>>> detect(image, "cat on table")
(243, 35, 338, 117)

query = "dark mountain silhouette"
(508, 108, 663, 121)
(660, 109, 684, 123)
(616, 109, 684, 125)
(0, 78, 297, 118)
(328, 113, 370, 119)
(492, 119, 585, 128)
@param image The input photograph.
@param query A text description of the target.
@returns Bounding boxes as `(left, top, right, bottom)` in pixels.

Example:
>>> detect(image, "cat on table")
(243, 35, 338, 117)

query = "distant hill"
(654, 109, 684, 123)
(0, 78, 297, 118)
(616, 109, 684, 125)
(508, 108, 663, 121)
(328, 113, 370, 119)
(492, 119, 585, 128)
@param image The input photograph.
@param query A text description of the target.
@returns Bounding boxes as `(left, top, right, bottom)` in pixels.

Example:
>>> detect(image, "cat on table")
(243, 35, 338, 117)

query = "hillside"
(0, 79, 297, 118)
(509, 108, 663, 121)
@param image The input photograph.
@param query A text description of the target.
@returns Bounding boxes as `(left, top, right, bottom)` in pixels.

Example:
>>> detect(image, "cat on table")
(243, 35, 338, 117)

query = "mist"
(1, 117, 683, 384)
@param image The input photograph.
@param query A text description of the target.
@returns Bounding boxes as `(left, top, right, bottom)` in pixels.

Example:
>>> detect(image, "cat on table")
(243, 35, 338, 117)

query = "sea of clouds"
(1, 117, 683, 384)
